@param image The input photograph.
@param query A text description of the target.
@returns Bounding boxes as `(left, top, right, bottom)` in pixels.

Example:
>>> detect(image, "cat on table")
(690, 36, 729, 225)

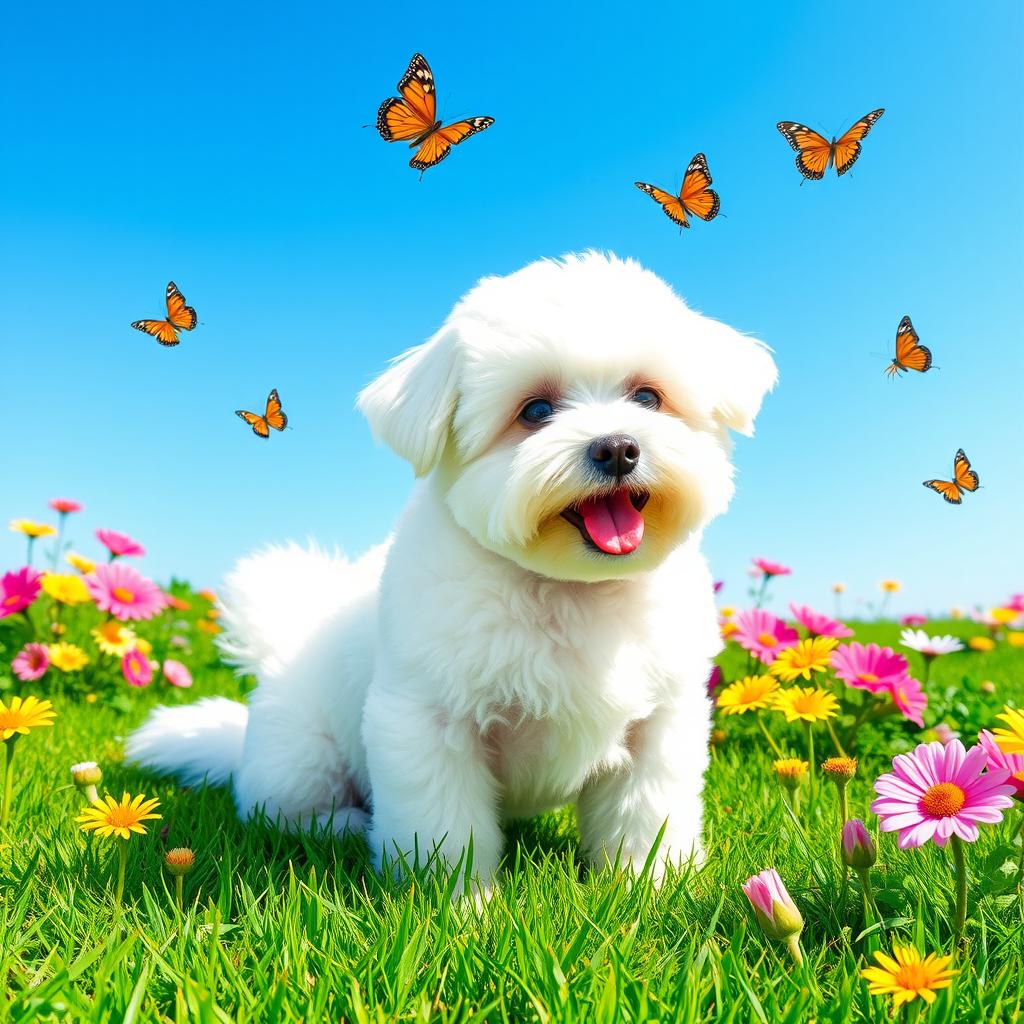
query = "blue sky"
(2, 0, 1021, 616)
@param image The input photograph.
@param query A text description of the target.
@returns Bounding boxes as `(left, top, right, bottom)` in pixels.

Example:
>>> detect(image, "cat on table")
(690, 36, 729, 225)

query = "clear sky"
(2, 0, 1022, 617)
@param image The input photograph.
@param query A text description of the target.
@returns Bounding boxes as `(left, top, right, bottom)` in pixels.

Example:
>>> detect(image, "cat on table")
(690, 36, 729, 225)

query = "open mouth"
(560, 489, 649, 556)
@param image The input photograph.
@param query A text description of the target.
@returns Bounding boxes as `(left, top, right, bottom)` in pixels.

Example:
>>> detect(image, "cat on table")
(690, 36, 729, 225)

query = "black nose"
(588, 434, 640, 478)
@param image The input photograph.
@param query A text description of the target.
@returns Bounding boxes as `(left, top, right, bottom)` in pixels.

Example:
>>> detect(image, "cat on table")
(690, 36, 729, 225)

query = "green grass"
(1, 616, 1023, 1022)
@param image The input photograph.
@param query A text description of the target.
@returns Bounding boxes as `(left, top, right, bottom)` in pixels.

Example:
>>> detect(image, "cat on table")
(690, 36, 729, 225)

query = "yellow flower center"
(3, 595, 20, 607)
(758, 632, 778, 648)
(920, 782, 966, 818)
(113, 586, 135, 604)
(104, 807, 143, 828)
(0, 711, 24, 729)
(1013, 771, 1024, 783)
(857, 672, 879, 684)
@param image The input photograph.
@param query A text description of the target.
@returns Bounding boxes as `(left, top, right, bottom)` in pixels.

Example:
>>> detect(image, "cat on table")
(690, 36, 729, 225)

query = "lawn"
(2, 597, 1023, 1022)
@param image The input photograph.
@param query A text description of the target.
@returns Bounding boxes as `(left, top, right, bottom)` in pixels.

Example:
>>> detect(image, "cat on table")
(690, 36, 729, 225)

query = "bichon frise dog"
(127, 251, 776, 894)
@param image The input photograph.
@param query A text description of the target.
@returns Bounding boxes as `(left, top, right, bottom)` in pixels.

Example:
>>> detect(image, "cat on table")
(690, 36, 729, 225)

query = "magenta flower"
(900, 614, 928, 627)
(831, 642, 908, 693)
(978, 730, 1024, 800)
(87, 563, 166, 621)
(49, 498, 83, 514)
(841, 819, 877, 868)
(0, 567, 42, 618)
(122, 648, 153, 687)
(871, 740, 1015, 848)
(95, 528, 146, 558)
(890, 675, 928, 727)
(733, 609, 799, 665)
(713, 580, 724, 593)
(1006, 594, 1024, 613)
(789, 603, 853, 639)
(705, 664, 723, 698)
(752, 558, 791, 578)
(12, 642, 49, 681)
(162, 659, 193, 688)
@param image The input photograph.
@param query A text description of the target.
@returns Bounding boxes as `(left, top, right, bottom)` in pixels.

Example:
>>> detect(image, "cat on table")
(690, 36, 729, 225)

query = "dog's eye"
(631, 387, 661, 410)
(519, 398, 555, 426)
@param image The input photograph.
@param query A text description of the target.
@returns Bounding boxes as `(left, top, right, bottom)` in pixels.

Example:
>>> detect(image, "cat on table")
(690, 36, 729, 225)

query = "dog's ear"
(357, 327, 460, 476)
(700, 319, 778, 437)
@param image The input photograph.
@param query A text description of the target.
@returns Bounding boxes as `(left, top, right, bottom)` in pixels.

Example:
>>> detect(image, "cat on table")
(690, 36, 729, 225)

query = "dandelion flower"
(773, 686, 839, 724)
(9, 519, 56, 539)
(77, 792, 161, 840)
(822, 756, 857, 781)
(66, 552, 96, 575)
(770, 637, 838, 682)
(990, 607, 1021, 626)
(91, 621, 137, 657)
(733, 609, 799, 665)
(1008, 631, 1024, 648)
(122, 648, 153, 687)
(861, 946, 956, 1008)
(773, 758, 808, 782)
(831, 642, 908, 693)
(968, 636, 995, 652)
(12, 643, 49, 682)
(871, 739, 1014, 848)
(87, 563, 166, 621)
(162, 659, 193, 688)
(717, 675, 779, 715)
(992, 706, 1024, 756)
(95, 528, 146, 558)
(0, 567, 42, 618)
(40, 573, 92, 606)
(48, 641, 89, 672)
(899, 629, 964, 658)
(977, 730, 1024, 800)
(789, 603, 852, 639)
(0, 695, 57, 740)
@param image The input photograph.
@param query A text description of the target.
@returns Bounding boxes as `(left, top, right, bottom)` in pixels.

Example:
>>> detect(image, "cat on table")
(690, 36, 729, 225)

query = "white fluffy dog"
(127, 252, 776, 893)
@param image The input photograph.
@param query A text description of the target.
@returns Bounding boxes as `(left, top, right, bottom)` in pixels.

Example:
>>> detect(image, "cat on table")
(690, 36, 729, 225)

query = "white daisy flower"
(899, 628, 964, 658)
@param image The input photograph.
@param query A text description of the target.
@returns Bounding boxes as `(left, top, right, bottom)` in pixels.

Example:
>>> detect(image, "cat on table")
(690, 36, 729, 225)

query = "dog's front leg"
(576, 699, 708, 883)
(363, 682, 503, 898)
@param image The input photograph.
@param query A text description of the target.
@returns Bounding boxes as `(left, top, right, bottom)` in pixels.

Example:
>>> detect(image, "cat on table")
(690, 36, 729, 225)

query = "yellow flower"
(198, 589, 218, 603)
(717, 675, 779, 715)
(85, 693, 98, 704)
(77, 792, 161, 840)
(0, 696, 57, 740)
(993, 706, 1024, 756)
(91, 621, 137, 657)
(9, 519, 56, 538)
(821, 756, 858, 780)
(134, 637, 153, 656)
(769, 637, 838, 682)
(197, 619, 221, 635)
(968, 636, 995, 652)
(773, 758, 808, 780)
(880, 579, 901, 593)
(66, 552, 96, 575)
(773, 686, 839, 724)
(1007, 631, 1024, 648)
(48, 642, 89, 672)
(719, 606, 736, 618)
(831, 582, 846, 593)
(990, 607, 1020, 626)
(861, 946, 956, 1008)
(41, 573, 91, 606)
(165, 847, 196, 876)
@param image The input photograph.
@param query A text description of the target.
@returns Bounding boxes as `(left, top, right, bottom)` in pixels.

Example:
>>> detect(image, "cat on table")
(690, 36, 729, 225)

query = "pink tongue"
(577, 490, 645, 555)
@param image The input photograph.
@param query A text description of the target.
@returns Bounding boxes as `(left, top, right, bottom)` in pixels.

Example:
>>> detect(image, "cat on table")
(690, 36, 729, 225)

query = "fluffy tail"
(125, 697, 248, 787)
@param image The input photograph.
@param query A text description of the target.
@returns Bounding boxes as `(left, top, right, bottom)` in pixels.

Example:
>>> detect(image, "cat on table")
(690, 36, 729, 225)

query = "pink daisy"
(978, 730, 1024, 800)
(162, 659, 193, 688)
(0, 567, 42, 618)
(95, 528, 146, 558)
(1006, 594, 1024, 613)
(49, 498, 83, 514)
(871, 740, 1015, 849)
(831, 642, 908, 693)
(87, 563, 166, 621)
(122, 647, 153, 687)
(12, 642, 49, 681)
(733, 609, 799, 665)
(890, 675, 928, 727)
(789, 603, 853, 639)
(752, 558, 791, 578)
(900, 614, 928, 627)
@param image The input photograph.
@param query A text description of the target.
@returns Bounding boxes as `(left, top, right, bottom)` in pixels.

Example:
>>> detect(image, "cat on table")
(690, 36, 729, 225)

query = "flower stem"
(0, 740, 16, 830)
(755, 575, 769, 610)
(175, 874, 184, 913)
(951, 835, 967, 943)
(114, 839, 128, 908)
(783, 933, 804, 966)
(1015, 813, 1024, 889)
(756, 714, 785, 758)
(921, 657, 932, 684)
(804, 723, 816, 806)
(26, 537, 34, 568)
(826, 719, 849, 758)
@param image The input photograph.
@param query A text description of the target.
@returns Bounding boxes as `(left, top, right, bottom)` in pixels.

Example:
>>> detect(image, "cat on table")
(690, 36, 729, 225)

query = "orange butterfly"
(376, 53, 494, 172)
(236, 389, 288, 439)
(776, 109, 885, 180)
(885, 316, 933, 377)
(923, 449, 979, 504)
(635, 154, 720, 230)
(131, 282, 198, 347)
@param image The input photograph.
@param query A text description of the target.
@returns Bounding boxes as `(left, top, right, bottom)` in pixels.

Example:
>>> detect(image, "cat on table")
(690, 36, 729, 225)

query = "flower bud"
(821, 756, 857, 783)
(841, 819, 877, 869)
(165, 847, 196, 877)
(70, 761, 102, 802)
(742, 868, 804, 949)
(773, 759, 808, 794)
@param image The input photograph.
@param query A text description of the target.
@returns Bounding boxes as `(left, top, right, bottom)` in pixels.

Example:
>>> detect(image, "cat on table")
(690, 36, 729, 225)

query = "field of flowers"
(2, 502, 1023, 1023)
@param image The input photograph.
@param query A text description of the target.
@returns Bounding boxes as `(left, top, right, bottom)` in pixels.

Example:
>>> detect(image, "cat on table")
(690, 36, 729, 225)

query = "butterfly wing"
(776, 122, 833, 180)
(635, 182, 690, 228)
(892, 316, 932, 373)
(410, 117, 494, 170)
(679, 153, 721, 221)
(236, 410, 270, 439)
(131, 319, 180, 346)
(263, 388, 288, 431)
(376, 53, 437, 142)
(953, 449, 979, 492)
(923, 479, 963, 504)
(165, 282, 197, 331)
(832, 108, 885, 176)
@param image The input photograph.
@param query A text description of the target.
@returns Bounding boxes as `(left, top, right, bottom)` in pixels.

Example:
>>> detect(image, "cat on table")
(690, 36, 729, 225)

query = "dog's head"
(358, 252, 777, 582)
